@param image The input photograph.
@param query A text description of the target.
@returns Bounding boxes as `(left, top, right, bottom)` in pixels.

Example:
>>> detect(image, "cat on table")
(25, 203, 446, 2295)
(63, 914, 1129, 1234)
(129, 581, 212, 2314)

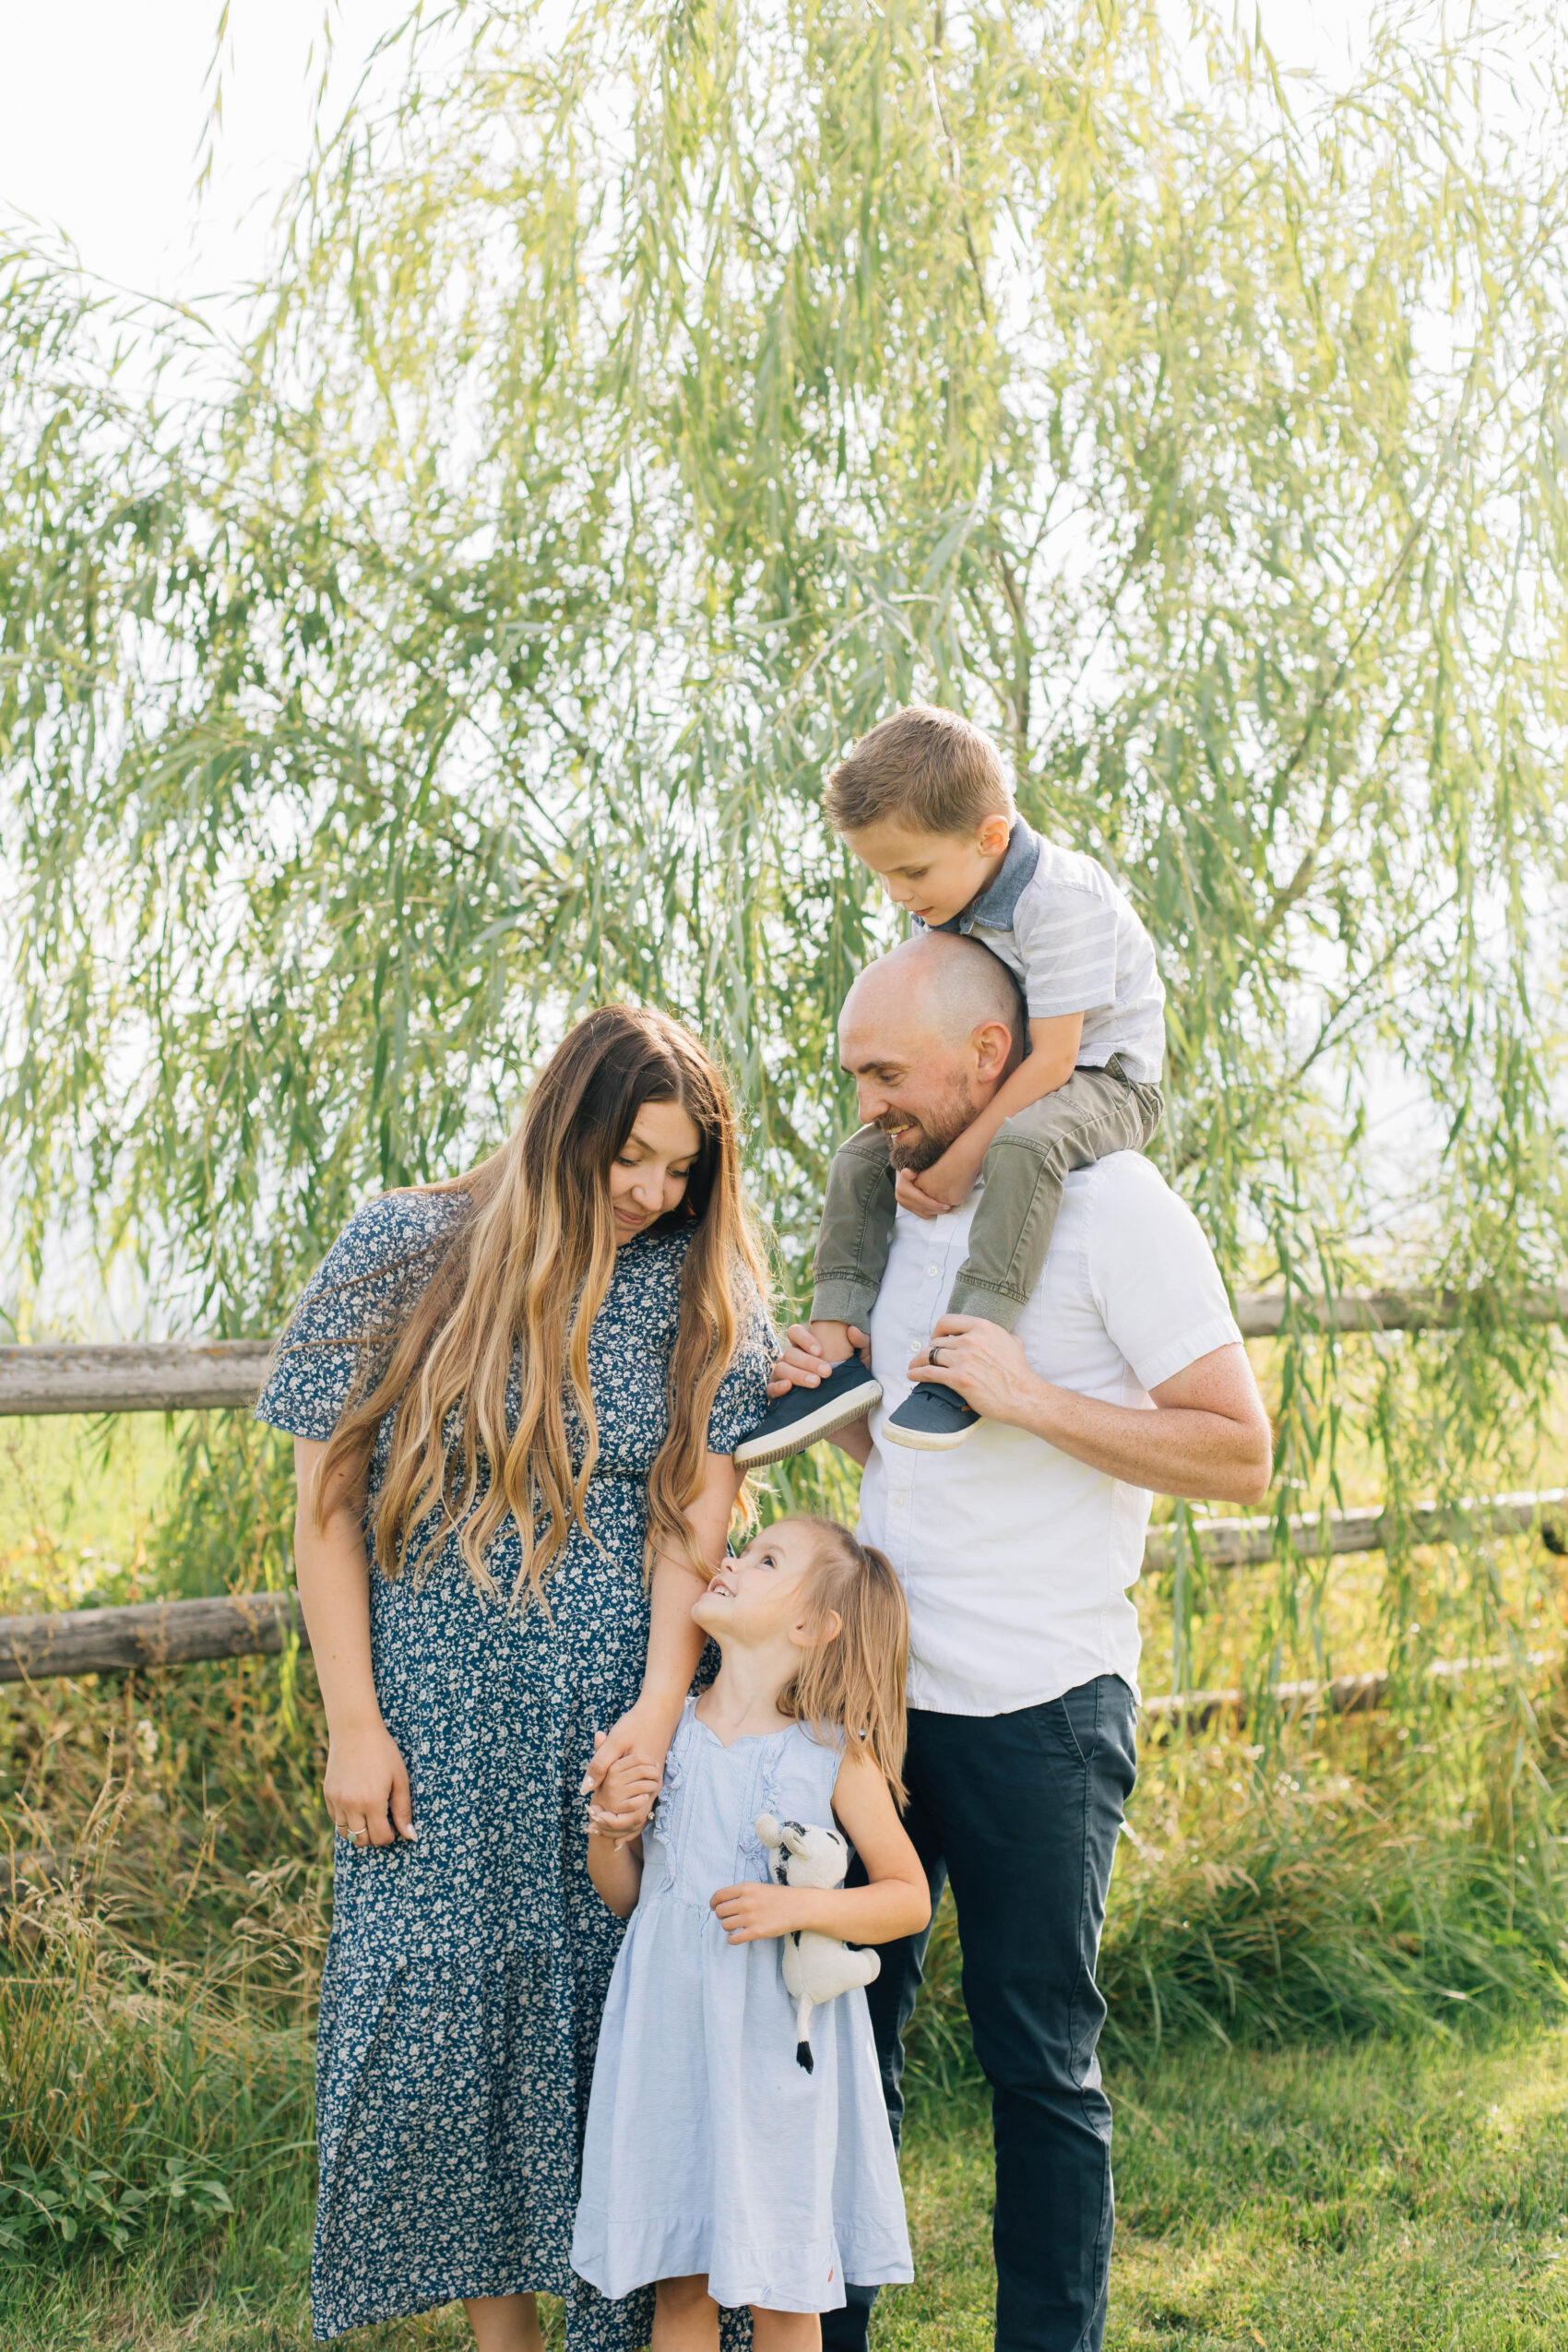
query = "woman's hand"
(324, 1718, 417, 1847)
(709, 1880, 814, 1944)
(586, 1733, 663, 1846)
(292, 1435, 414, 1850)
(580, 1705, 668, 1805)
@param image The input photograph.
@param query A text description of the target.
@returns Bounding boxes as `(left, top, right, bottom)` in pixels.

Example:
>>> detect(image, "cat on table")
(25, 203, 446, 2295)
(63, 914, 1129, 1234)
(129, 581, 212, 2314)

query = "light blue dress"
(571, 1699, 914, 2313)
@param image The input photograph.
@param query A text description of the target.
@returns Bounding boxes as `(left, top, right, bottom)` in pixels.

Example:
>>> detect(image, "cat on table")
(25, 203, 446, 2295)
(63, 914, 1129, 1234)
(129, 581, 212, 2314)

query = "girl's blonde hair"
(778, 1517, 909, 1805)
(299, 1004, 768, 1607)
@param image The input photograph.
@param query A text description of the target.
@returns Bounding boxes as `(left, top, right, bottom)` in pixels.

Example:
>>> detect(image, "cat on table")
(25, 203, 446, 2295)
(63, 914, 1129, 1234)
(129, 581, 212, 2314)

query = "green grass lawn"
(888, 2035, 1568, 2351)
(6, 2031, 1568, 2351)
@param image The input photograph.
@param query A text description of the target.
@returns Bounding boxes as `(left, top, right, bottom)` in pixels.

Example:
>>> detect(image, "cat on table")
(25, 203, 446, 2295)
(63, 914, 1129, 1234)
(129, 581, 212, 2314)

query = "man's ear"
(972, 1016, 1016, 1080)
(790, 1607, 843, 1652)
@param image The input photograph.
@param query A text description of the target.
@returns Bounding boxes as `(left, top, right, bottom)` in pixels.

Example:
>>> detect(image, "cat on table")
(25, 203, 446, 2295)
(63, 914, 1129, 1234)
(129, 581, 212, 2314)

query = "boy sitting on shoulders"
(740, 703, 1166, 1460)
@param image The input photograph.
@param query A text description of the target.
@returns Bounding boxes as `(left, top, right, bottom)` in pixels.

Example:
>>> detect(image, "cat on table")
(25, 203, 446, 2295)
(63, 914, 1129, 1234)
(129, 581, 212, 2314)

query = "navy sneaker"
(884, 1382, 980, 1450)
(734, 1358, 884, 1469)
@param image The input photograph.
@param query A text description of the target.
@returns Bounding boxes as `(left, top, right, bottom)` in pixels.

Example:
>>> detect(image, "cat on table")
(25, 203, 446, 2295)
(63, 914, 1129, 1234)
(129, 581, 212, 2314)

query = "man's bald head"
(842, 932, 1027, 1060)
(837, 933, 1027, 1174)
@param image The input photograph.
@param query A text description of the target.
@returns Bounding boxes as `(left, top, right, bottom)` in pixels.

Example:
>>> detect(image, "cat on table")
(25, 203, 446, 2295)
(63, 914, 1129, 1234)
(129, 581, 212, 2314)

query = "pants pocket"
(1039, 1681, 1098, 1767)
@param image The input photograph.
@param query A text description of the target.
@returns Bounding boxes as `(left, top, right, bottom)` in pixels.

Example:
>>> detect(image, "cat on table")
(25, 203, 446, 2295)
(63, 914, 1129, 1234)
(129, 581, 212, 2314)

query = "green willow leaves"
(4, 1, 1567, 1679)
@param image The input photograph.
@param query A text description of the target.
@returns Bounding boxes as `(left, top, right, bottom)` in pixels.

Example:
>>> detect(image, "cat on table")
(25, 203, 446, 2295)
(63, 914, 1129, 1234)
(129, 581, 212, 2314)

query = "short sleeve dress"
(255, 1191, 775, 2347)
(572, 1700, 913, 2311)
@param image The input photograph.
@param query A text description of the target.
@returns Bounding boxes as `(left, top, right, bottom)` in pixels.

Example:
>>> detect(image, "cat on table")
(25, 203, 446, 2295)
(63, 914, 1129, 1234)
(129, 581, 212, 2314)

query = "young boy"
(738, 703, 1166, 1462)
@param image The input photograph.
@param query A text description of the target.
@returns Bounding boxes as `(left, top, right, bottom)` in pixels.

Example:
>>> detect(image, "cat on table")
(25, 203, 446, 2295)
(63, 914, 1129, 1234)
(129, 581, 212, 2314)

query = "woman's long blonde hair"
(779, 1519, 910, 1804)
(300, 1004, 768, 1605)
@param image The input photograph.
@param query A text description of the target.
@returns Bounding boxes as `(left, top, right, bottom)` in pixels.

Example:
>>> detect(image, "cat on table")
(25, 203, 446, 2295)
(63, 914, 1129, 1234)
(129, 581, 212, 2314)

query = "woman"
(255, 1006, 775, 2352)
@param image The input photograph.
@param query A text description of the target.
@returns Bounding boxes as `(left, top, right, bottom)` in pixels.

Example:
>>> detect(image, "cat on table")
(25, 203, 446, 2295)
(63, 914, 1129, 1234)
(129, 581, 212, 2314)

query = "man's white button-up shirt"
(857, 1150, 1241, 1717)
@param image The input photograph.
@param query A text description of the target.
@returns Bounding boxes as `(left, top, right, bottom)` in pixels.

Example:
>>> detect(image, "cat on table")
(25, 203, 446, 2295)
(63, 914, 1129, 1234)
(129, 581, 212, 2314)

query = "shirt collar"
(921, 817, 1041, 937)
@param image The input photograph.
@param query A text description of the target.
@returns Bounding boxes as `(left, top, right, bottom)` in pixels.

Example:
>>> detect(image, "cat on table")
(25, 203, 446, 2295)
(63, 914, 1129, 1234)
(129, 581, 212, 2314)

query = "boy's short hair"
(824, 704, 1014, 839)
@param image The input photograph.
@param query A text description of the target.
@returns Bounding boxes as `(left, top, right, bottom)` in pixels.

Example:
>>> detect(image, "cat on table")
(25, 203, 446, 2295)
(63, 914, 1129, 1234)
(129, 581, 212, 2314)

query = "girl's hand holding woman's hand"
(587, 1737, 663, 1847)
(580, 1714, 666, 1816)
(325, 1719, 417, 1847)
(709, 1880, 810, 1944)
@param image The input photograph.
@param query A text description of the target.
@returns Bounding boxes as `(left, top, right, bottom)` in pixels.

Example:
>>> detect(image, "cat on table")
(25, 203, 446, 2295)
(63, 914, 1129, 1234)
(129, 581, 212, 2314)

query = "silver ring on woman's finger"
(351, 1830, 369, 1848)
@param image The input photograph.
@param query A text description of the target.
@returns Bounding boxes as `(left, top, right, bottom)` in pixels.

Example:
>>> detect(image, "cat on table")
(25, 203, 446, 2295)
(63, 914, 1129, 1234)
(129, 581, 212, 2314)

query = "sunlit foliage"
(4, 0, 1568, 1689)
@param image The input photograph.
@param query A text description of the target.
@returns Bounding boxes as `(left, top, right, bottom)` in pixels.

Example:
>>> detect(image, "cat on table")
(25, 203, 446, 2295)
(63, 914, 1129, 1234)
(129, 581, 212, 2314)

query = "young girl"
(571, 1516, 932, 2351)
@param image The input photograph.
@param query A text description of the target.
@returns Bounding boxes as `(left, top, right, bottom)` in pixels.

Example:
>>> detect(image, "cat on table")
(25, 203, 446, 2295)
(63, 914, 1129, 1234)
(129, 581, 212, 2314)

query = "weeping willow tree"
(4, 0, 1568, 1695)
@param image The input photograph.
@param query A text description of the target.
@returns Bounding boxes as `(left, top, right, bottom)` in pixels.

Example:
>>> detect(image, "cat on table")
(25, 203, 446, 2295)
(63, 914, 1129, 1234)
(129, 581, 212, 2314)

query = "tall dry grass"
(906, 1676, 1568, 2093)
(7, 1427, 1568, 2279)
(1, 1633, 327, 2264)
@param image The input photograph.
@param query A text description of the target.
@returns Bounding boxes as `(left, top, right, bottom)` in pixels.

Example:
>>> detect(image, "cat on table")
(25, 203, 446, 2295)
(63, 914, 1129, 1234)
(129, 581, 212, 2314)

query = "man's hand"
(766, 1322, 873, 1400)
(908, 1314, 1037, 1425)
(895, 1129, 988, 1219)
(709, 1879, 814, 1944)
(911, 1325, 1275, 1503)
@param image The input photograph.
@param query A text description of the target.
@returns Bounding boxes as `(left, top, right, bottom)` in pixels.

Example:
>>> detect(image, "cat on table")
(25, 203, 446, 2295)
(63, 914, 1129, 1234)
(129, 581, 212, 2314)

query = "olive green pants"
(810, 1061, 1164, 1334)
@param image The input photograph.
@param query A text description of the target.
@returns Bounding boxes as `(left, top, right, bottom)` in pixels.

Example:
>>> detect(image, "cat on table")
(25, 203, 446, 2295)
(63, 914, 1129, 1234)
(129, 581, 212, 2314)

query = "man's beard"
(878, 1079, 977, 1173)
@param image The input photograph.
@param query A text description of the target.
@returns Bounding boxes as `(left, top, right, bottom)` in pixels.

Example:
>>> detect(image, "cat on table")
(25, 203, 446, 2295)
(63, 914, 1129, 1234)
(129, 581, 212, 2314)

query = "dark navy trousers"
(822, 1677, 1137, 2352)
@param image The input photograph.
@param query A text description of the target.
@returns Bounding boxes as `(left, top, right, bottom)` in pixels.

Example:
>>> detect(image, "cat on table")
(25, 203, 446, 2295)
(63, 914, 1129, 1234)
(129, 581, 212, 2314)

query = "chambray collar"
(920, 817, 1042, 937)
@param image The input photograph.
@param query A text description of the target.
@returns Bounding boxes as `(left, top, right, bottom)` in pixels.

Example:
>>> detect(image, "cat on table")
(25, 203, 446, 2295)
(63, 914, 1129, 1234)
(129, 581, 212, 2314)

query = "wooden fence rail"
(0, 1339, 274, 1418)
(3, 1287, 1566, 1418)
(1141, 1489, 1568, 1574)
(4, 1599, 1560, 1728)
(1229, 1286, 1568, 1338)
(5, 1490, 1565, 1684)
(4, 1295, 1566, 1696)
(1143, 1649, 1560, 1728)
(0, 1592, 305, 1682)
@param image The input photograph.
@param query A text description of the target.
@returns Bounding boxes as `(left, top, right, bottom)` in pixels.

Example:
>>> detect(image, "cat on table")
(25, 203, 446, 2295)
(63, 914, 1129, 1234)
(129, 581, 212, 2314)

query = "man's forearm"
(1007, 1375, 1268, 1503)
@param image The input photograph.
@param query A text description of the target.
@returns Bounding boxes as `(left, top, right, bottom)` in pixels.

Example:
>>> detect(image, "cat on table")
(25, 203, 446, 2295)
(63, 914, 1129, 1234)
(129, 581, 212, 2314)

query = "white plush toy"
(755, 1812, 880, 2073)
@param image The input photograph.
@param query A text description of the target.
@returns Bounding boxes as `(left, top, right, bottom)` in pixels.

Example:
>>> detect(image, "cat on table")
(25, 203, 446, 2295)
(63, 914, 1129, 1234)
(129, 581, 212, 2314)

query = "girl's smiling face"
(608, 1099, 702, 1244)
(693, 1521, 822, 1646)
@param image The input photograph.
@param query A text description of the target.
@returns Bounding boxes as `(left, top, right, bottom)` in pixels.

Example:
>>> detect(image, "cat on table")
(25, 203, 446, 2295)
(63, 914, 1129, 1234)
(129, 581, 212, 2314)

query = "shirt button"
(892, 1492, 908, 1508)
(925, 1265, 939, 1277)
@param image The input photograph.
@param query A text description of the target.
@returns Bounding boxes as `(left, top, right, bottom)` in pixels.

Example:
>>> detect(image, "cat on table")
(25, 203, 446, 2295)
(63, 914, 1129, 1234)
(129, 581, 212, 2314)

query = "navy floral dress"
(255, 1191, 774, 2346)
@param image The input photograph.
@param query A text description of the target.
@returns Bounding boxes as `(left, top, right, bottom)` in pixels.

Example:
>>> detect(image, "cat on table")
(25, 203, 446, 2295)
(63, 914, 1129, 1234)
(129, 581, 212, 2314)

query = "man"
(769, 931, 1272, 2352)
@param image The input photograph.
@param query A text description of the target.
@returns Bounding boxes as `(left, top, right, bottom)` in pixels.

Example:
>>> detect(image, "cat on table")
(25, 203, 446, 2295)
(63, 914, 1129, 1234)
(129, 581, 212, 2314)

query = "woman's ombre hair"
(299, 1005, 768, 1608)
(778, 1518, 910, 1804)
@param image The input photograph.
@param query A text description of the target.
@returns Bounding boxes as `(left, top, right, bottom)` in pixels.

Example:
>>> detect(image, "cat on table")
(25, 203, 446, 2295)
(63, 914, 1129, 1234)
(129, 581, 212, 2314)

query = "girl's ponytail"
(778, 1519, 909, 1804)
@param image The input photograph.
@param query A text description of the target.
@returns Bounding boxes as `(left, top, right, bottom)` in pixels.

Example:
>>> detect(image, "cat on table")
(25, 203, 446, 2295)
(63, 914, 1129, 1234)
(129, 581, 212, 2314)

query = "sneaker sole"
(735, 1384, 884, 1469)
(882, 1418, 979, 1452)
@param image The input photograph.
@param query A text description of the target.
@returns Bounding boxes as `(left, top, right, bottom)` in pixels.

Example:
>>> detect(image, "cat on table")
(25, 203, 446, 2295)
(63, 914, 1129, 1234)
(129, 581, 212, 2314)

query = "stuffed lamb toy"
(755, 1812, 880, 2073)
